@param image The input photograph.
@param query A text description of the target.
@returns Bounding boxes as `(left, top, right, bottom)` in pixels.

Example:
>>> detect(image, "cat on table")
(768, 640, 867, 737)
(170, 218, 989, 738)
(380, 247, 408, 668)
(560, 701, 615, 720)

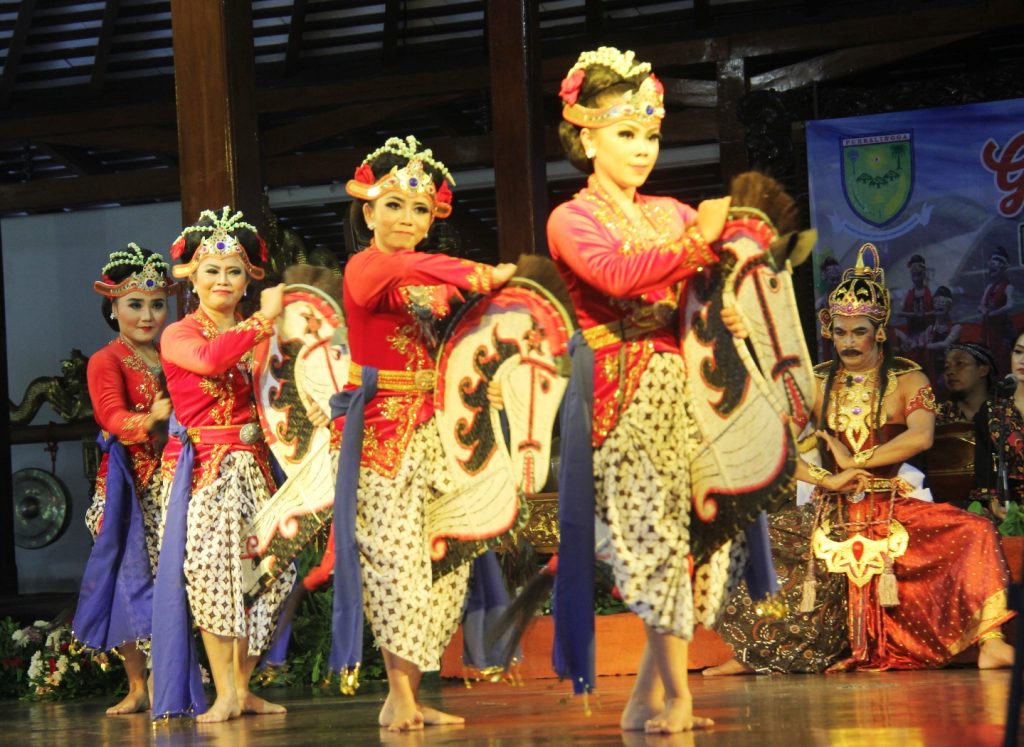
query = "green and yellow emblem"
(841, 133, 913, 227)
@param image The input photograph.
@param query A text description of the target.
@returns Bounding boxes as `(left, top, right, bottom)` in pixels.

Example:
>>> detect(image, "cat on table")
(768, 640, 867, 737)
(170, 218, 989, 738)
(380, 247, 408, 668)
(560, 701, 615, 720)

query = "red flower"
(170, 235, 186, 260)
(47, 657, 56, 673)
(354, 163, 376, 185)
(59, 643, 69, 653)
(257, 236, 269, 263)
(559, 68, 586, 106)
(436, 180, 452, 206)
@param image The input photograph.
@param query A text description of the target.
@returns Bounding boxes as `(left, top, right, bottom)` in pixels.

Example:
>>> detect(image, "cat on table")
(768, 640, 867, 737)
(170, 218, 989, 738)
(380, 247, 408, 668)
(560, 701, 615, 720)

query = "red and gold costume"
(160, 308, 295, 655)
(85, 337, 164, 566)
(547, 176, 715, 445)
(343, 245, 493, 477)
(814, 359, 1011, 670)
(341, 243, 496, 671)
(548, 177, 747, 640)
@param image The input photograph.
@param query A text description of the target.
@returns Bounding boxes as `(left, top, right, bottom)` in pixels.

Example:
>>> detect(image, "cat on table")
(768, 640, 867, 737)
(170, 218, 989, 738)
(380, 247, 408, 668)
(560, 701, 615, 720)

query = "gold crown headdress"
(345, 136, 455, 219)
(819, 242, 890, 339)
(560, 47, 665, 129)
(94, 243, 174, 298)
(170, 207, 267, 280)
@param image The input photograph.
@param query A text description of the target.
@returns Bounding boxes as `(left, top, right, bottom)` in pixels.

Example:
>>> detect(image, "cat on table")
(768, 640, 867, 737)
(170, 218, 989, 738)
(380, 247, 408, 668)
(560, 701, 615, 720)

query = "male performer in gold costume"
(707, 244, 1014, 673)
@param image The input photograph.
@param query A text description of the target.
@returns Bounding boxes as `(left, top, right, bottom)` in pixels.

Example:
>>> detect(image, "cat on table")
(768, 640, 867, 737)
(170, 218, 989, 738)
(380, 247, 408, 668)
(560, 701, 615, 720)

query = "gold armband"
(807, 464, 831, 486)
(853, 446, 878, 467)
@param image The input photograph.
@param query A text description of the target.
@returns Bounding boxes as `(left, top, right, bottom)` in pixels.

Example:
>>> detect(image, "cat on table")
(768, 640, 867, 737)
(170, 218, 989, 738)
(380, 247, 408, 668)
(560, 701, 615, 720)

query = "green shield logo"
(841, 133, 913, 227)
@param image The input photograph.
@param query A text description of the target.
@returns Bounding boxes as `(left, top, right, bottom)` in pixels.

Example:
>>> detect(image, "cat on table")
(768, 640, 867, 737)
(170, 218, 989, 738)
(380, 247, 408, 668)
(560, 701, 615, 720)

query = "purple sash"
(72, 433, 154, 650)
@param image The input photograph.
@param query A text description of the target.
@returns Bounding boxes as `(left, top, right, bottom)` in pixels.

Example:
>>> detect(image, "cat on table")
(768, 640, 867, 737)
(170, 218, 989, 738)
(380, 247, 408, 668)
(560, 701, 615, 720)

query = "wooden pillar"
(716, 57, 749, 186)
(487, 0, 548, 260)
(169, 0, 263, 230)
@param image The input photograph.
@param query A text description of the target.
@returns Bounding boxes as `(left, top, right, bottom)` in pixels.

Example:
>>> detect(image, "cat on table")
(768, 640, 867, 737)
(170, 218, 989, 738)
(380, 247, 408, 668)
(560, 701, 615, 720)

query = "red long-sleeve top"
(547, 177, 716, 446)
(87, 337, 164, 496)
(160, 308, 275, 489)
(342, 244, 495, 478)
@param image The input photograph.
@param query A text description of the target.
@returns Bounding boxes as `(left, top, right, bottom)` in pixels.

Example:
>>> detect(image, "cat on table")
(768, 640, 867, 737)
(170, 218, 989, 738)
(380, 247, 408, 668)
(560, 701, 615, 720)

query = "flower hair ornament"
(93, 243, 175, 298)
(819, 242, 891, 339)
(169, 206, 268, 280)
(345, 135, 456, 219)
(560, 46, 665, 129)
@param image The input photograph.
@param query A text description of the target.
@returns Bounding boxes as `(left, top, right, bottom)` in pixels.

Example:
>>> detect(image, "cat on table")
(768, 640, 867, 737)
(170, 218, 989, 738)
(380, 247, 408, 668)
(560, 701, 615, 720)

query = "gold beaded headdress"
(94, 243, 174, 298)
(819, 242, 890, 339)
(560, 47, 665, 129)
(170, 207, 267, 280)
(345, 136, 455, 219)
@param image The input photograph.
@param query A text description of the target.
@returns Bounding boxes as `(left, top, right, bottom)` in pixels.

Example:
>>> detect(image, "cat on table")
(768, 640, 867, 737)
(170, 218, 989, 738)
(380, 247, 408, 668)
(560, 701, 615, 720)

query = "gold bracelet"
(807, 464, 832, 486)
(853, 446, 878, 467)
(979, 630, 1005, 644)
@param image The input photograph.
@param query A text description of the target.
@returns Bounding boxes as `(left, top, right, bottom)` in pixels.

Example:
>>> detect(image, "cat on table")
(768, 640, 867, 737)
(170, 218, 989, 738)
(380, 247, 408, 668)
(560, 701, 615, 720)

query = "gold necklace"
(120, 335, 160, 371)
(828, 368, 884, 453)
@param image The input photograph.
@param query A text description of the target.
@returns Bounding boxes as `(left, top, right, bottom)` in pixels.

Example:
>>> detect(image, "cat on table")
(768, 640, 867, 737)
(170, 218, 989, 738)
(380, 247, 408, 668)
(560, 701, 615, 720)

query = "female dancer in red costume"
(153, 208, 295, 723)
(328, 136, 516, 731)
(547, 47, 737, 734)
(74, 245, 172, 714)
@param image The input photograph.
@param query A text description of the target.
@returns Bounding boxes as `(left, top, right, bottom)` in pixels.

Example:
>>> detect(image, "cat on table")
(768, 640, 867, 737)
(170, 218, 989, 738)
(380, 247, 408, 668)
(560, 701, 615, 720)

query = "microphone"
(997, 373, 1018, 394)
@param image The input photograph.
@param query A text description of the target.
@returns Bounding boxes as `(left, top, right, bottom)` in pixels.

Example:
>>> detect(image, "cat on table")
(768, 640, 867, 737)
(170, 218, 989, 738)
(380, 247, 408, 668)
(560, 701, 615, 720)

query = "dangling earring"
(875, 327, 887, 343)
(585, 147, 596, 160)
(110, 312, 116, 320)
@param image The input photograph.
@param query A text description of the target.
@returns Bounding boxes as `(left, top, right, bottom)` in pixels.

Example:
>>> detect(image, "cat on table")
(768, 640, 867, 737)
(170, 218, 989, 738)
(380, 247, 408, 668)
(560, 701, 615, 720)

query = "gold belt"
(581, 318, 668, 350)
(348, 362, 436, 392)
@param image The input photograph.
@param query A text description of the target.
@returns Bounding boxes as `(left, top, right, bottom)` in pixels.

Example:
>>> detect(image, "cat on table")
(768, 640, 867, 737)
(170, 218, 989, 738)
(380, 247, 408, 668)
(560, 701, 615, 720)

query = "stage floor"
(0, 668, 1016, 746)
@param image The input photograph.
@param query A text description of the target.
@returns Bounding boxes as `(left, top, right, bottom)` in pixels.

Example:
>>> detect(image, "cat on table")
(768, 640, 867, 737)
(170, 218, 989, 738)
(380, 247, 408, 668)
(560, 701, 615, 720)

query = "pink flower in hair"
(559, 68, 586, 106)
(354, 163, 376, 185)
(436, 180, 452, 206)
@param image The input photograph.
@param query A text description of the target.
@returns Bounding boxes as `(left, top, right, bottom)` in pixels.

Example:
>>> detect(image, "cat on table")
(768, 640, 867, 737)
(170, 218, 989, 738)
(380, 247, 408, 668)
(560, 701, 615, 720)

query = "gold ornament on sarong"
(811, 519, 908, 587)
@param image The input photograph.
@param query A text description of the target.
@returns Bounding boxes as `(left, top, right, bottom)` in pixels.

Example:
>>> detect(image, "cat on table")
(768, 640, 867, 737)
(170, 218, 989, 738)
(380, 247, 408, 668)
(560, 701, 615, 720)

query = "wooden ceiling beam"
(750, 33, 974, 92)
(38, 127, 179, 156)
(260, 94, 461, 157)
(284, 0, 309, 76)
(0, 0, 37, 108)
(34, 142, 104, 177)
(89, 0, 122, 97)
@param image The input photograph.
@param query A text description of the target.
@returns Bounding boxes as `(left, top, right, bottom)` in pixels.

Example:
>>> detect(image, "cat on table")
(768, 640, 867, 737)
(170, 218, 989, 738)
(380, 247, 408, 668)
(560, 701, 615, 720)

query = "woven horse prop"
(492, 174, 817, 669)
(431, 263, 574, 571)
(681, 177, 816, 564)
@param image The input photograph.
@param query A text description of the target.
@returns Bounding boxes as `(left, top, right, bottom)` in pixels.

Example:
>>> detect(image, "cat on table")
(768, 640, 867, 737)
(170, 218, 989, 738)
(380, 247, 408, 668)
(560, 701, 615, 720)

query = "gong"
(12, 468, 71, 549)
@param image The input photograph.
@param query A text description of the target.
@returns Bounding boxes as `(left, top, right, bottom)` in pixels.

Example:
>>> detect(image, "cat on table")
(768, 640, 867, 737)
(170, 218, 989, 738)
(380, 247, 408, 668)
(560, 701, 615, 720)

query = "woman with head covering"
(73, 244, 173, 714)
(153, 208, 295, 723)
(547, 46, 748, 734)
(330, 136, 516, 732)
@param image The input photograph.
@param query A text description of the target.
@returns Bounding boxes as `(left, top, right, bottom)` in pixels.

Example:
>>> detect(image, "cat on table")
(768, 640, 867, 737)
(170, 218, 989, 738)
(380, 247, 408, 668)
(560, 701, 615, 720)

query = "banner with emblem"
(807, 97, 1024, 391)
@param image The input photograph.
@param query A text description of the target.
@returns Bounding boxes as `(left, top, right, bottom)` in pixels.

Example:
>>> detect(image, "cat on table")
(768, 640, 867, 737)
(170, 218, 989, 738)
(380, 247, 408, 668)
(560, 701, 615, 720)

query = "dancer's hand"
(487, 378, 504, 410)
(260, 283, 286, 321)
(147, 392, 172, 430)
(816, 429, 854, 469)
(696, 196, 731, 243)
(305, 399, 330, 428)
(821, 468, 871, 493)
(721, 306, 748, 339)
(491, 263, 517, 288)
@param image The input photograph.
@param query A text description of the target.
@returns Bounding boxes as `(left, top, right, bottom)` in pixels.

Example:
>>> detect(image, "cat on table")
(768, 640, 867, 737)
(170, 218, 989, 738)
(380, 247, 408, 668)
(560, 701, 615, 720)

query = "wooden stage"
(0, 667, 1016, 746)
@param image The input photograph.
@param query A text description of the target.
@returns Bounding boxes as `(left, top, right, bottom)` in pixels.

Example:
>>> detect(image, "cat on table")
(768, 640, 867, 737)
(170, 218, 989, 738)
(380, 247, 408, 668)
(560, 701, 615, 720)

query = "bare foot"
(386, 701, 424, 732)
(978, 636, 1015, 669)
(106, 688, 149, 716)
(196, 695, 241, 723)
(702, 658, 754, 677)
(620, 696, 663, 731)
(238, 690, 287, 715)
(419, 705, 464, 726)
(644, 696, 714, 734)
